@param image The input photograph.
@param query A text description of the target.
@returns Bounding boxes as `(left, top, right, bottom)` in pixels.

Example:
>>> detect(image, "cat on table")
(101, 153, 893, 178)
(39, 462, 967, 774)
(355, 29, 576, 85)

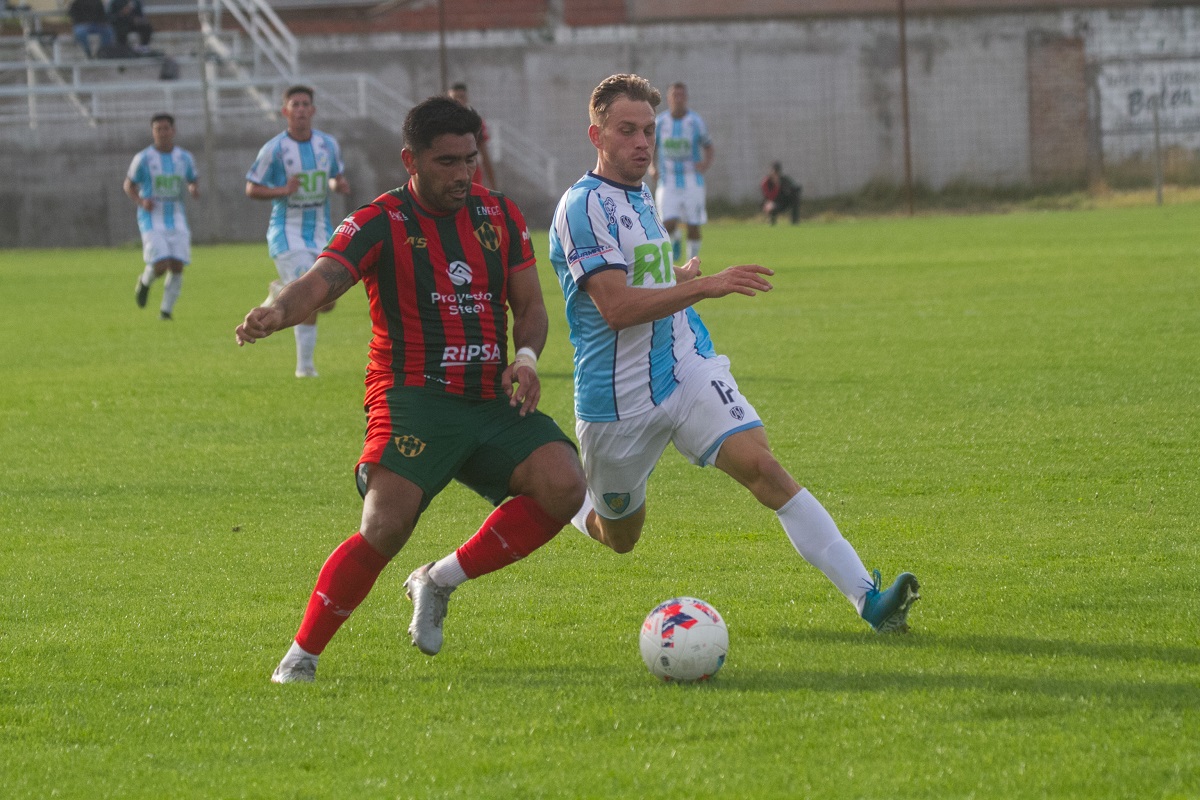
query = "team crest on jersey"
(447, 260, 472, 286)
(393, 435, 426, 458)
(603, 492, 631, 514)
(620, 215, 633, 230)
(474, 222, 501, 251)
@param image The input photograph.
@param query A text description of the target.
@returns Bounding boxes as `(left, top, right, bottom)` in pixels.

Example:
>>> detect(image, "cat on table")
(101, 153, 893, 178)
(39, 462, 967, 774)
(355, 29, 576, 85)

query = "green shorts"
(357, 384, 574, 511)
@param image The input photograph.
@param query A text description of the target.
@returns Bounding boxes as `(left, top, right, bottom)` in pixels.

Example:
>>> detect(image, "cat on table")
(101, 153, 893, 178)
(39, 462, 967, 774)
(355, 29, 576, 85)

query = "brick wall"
(1027, 32, 1089, 185)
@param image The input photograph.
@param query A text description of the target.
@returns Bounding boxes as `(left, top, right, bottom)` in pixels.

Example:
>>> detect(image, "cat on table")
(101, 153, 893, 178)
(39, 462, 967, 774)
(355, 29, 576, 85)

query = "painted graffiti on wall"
(1099, 60, 1200, 134)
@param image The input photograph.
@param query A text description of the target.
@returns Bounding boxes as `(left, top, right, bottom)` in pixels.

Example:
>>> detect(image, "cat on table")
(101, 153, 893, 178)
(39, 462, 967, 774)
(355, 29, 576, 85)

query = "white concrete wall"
(2, 6, 1199, 247)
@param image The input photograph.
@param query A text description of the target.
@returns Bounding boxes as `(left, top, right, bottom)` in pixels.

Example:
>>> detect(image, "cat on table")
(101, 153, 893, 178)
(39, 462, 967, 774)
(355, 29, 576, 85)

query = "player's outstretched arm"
(236, 256, 354, 346)
(586, 263, 773, 331)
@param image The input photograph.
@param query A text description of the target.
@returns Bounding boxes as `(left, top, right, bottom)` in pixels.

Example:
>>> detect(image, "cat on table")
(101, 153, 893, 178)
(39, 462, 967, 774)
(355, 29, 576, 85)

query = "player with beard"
(237, 96, 585, 682)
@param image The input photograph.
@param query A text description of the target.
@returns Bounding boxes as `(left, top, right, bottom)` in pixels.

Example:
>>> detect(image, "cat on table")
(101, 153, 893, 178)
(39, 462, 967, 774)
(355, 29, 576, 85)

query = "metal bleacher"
(0, 0, 320, 129)
(0, 0, 558, 201)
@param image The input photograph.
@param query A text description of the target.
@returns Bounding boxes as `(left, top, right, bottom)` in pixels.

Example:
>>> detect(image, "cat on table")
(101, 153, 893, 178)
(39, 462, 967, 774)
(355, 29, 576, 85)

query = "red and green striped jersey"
(320, 181, 536, 400)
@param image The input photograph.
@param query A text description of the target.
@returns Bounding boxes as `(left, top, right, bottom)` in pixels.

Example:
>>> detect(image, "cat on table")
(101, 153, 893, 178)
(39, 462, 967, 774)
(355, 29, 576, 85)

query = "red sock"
(454, 496, 563, 579)
(294, 532, 389, 655)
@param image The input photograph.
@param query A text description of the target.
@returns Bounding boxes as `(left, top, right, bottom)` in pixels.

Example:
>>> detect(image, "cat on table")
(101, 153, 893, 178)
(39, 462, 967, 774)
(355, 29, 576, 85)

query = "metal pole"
(1152, 98, 1163, 207)
(438, 0, 448, 94)
(898, 0, 914, 216)
(198, 14, 221, 242)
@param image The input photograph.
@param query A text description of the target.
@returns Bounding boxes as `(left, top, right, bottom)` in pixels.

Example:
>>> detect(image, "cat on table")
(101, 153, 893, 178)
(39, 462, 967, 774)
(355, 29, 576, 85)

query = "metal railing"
(201, 0, 296, 78)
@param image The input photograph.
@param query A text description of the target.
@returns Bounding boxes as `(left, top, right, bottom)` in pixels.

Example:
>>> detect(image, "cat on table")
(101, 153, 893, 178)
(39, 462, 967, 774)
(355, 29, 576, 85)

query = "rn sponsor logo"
(441, 343, 501, 367)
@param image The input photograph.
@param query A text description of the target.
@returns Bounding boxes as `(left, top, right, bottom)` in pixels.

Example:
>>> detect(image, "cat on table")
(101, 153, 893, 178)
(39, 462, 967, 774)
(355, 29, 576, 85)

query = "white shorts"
(655, 182, 708, 227)
(273, 249, 320, 285)
(576, 355, 763, 520)
(141, 229, 191, 267)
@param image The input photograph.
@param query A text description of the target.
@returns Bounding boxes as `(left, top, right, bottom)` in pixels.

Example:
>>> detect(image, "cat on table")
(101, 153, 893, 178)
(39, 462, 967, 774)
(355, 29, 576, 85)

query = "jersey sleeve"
(502, 196, 535, 273)
(554, 186, 627, 287)
(320, 202, 390, 283)
(245, 140, 281, 187)
(126, 151, 145, 184)
(184, 151, 198, 184)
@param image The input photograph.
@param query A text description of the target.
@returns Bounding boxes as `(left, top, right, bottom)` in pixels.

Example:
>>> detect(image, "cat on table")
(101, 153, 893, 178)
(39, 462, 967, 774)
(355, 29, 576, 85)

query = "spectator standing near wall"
(761, 162, 801, 225)
(448, 82, 497, 189)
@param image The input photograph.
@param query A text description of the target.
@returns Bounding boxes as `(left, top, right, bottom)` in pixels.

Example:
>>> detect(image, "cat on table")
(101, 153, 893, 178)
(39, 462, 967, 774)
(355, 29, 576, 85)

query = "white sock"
(428, 553, 469, 588)
(161, 272, 182, 313)
(571, 493, 595, 536)
(776, 489, 874, 613)
(140, 265, 157, 286)
(282, 639, 317, 666)
(295, 324, 317, 372)
(687, 239, 702, 260)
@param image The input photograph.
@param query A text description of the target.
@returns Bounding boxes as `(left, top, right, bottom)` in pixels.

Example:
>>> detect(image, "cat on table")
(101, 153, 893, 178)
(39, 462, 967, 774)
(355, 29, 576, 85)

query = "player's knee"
(539, 467, 587, 523)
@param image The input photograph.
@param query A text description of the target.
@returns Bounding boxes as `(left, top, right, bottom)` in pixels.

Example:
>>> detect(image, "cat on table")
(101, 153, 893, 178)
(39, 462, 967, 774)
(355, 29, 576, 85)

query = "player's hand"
(502, 363, 541, 417)
(235, 306, 284, 346)
(674, 257, 701, 283)
(140, 198, 154, 211)
(189, 184, 200, 199)
(704, 264, 774, 298)
(282, 176, 302, 196)
(330, 175, 351, 195)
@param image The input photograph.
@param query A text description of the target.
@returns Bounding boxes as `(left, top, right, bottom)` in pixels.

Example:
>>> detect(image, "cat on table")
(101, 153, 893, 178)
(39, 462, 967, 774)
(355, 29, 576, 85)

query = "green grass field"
(2, 206, 1198, 799)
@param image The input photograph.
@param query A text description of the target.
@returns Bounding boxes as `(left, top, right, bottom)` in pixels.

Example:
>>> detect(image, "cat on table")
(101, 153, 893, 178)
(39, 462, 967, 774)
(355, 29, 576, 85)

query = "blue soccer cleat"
(861, 569, 920, 633)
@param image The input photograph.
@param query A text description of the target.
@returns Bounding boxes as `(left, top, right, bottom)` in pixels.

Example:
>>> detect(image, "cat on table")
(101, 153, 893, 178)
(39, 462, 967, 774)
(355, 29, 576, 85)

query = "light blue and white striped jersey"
(549, 172, 716, 422)
(126, 145, 197, 234)
(245, 129, 344, 258)
(654, 110, 711, 190)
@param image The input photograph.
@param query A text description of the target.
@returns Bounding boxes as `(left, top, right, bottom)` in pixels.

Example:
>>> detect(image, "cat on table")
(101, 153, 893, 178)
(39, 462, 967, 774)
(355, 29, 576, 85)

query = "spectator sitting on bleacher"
(67, 0, 115, 58)
(108, 0, 151, 53)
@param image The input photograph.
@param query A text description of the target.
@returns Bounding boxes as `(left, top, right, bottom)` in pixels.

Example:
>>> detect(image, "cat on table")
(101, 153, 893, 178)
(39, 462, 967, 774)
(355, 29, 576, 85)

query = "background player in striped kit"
(126, 113, 199, 321)
(650, 81, 713, 264)
(245, 85, 351, 378)
(236, 96, 585, 683)
(550, 74, 920, 634)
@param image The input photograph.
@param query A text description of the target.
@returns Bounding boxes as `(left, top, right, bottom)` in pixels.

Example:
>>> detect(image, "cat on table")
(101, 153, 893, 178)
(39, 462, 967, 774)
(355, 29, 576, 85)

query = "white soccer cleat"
(294, 367, 319, 378)
(404, 562, 455, 656)
(270, 652, 317, 684)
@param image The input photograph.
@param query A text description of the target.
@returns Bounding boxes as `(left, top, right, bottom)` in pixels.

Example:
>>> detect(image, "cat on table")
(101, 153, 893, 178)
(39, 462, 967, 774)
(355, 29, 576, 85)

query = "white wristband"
(513, 346, 538, 372)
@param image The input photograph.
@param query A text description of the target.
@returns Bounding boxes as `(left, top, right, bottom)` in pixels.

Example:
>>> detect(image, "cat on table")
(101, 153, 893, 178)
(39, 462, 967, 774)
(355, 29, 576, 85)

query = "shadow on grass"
(714, 627, 1200, 707)
(777, 627, 1200, 665)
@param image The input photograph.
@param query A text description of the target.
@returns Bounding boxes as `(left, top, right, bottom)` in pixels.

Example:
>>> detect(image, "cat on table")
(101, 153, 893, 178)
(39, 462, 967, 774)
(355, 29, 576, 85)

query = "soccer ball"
(639, 597, 728, 682)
